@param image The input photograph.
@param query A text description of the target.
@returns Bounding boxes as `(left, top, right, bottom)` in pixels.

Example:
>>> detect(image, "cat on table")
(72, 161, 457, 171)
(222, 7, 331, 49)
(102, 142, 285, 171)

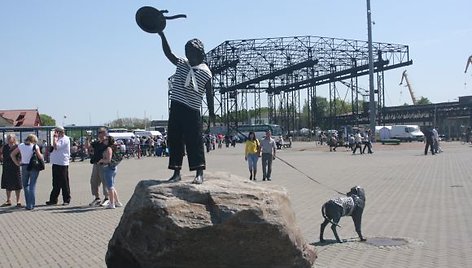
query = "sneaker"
(115, 202, 123, 207)
(167, 175, 182, 183)
(89, 198, 101, 207)
(192, 175, 204, 184)
(62, 202, 70, 206)
(101, 199, 110, 207)
(45, 201, 57, 206)
(106, 203, 115, 209)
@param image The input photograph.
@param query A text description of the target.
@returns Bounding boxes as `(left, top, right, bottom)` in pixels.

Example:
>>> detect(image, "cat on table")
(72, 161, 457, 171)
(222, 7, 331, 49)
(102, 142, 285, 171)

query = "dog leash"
(275, 155, 345, 195)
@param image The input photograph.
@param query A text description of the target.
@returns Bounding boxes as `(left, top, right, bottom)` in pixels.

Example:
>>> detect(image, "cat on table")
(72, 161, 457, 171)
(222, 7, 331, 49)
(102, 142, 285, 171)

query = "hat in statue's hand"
(136, 6, 187, 34)
(136, 6, 167, 33)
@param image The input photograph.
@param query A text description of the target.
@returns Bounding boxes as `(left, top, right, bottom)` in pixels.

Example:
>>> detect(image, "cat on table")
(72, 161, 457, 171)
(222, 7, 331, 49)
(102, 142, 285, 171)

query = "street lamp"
(366, 0, 376, 133)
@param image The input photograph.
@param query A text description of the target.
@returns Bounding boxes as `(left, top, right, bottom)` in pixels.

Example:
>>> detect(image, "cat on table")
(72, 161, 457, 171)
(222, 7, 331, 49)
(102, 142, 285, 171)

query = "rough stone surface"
(105, 172, 316, 268)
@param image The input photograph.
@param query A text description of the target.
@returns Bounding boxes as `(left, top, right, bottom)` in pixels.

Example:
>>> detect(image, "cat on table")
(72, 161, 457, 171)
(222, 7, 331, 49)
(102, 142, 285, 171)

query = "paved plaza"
(0, 141, 471, 268)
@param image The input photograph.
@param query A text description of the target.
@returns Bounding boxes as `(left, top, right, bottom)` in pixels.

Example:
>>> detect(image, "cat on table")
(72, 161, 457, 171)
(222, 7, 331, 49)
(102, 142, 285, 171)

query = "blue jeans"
(247, 153, 259, 171)
(21, 165, 40, 209)
(102, 165, 117, 189)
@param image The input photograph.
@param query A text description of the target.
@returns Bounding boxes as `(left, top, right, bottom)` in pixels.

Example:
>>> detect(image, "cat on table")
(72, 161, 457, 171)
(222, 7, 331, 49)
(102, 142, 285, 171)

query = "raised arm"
(158, 31, 178, 65)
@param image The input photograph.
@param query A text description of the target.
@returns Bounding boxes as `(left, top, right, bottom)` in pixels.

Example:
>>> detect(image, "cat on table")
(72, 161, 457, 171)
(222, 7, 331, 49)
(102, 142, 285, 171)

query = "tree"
(332, 98, 352, 115)
(312, 96, 329, 130)
(40, 114, 56, 126)
(108, 118, 150, 129)
(416, 97, 432, 105)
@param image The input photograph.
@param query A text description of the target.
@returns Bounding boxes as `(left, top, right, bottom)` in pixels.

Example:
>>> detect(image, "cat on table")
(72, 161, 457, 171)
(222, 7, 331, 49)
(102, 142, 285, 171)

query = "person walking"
(157, 30, 214, 184)
(260, 130, 277, 181)
(86, 127, 109, 207)
(98, 136, 122, 209)
(10, 134, 44, 210)
(0, 134, 22, 207)
(352, 130, 363, 155)
(46, 127, 71, 206)
(424, 128, 435, 155)
(244, 132, 260, 181)
(328, 133, 337, 152)
(362, 129, 374, 154)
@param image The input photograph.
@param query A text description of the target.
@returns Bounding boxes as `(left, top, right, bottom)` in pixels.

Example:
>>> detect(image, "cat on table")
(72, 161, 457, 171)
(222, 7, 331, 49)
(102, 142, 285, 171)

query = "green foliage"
(223, 107, 270, 124)
(309, 96, 329, 129)
(416, 97, 432, 105)
(40, 114, 56, 126)
(215, 96, 360, 131)
(108, 118, 150, 129)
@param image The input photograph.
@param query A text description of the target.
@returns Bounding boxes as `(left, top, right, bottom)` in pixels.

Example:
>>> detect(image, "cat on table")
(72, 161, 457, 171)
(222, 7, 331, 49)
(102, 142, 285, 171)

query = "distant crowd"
(319, 130, 374, 154)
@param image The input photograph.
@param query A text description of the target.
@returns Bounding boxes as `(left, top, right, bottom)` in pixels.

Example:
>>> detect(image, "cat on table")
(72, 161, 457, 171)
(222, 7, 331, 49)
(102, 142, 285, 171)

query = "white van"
(108, 132, 135, 140)
(375, 126, 392, 141)
(390, 125, 424, 142)
(133, 130, 163, 138)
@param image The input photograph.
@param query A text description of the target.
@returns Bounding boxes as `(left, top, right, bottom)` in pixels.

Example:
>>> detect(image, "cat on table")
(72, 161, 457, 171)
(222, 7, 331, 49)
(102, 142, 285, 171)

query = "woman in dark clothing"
(0, 134, 22, 207)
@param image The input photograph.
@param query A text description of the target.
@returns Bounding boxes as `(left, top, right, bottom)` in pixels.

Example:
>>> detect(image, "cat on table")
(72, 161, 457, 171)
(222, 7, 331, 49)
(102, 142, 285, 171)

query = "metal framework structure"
(204, 35, 412, 134)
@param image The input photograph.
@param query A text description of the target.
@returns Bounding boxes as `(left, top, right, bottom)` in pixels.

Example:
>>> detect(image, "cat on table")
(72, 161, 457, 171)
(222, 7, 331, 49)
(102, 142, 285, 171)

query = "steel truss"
(205, 35, 412, 134)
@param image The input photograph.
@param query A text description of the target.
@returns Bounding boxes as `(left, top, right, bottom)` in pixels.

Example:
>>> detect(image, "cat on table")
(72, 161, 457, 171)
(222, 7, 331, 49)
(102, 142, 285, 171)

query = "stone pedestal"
(106, 172, 316, 268)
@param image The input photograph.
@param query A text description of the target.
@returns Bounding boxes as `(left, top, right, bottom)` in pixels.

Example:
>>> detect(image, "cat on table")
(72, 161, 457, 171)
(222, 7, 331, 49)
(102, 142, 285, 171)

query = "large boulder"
(106, 172, 316, 268)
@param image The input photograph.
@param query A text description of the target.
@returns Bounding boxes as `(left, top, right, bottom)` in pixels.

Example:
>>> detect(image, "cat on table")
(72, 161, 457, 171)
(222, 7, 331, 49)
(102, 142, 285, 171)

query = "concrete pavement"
(0, 141, 471, 267)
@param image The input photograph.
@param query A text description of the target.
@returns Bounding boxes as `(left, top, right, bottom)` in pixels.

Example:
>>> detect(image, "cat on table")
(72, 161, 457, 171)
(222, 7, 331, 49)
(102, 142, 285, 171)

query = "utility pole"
(366, 0, 376, 132)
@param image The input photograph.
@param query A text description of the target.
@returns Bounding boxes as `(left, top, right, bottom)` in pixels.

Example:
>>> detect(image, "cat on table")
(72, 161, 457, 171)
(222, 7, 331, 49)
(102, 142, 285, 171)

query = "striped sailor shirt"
(169, 58, 212, 111)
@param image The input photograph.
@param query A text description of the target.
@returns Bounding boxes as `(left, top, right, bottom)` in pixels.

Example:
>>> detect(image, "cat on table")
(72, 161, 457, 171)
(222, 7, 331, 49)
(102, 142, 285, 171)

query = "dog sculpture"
(319, 186, 366, 243)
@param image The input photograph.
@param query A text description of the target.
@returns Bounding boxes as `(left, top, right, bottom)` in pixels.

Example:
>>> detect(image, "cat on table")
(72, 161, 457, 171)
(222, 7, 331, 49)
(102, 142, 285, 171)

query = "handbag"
(27, 145, 45, 171)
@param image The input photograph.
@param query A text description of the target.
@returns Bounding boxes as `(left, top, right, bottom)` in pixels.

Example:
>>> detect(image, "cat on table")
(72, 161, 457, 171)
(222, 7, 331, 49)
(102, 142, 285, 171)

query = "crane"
(465, 55, 472, 73)
(399, 70, 417, 105)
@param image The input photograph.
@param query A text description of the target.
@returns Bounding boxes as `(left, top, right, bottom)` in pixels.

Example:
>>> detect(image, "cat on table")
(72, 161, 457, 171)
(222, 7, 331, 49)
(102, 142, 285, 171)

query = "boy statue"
(157, 31, 214, 184)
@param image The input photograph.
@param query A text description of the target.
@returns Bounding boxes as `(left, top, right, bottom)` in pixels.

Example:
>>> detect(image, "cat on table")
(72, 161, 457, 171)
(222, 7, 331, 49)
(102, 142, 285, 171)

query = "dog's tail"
(321, 203, 328, 221)
(321, 203, 341, 228)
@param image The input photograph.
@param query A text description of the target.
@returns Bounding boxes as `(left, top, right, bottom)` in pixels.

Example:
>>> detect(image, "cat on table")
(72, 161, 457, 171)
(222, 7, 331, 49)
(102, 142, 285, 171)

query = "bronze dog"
(320, 186, 366, 243)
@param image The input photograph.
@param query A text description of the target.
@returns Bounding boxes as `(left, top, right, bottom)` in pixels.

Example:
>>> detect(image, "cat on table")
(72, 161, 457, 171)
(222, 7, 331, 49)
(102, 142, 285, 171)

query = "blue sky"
(1, 1, 471, 126)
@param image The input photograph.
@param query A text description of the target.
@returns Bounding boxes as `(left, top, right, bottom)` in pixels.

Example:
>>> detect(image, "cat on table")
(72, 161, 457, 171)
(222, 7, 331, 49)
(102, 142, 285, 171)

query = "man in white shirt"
(352, 130, 363, 155)
(260, 130, 277, 181)
(46, 126, 71, 205)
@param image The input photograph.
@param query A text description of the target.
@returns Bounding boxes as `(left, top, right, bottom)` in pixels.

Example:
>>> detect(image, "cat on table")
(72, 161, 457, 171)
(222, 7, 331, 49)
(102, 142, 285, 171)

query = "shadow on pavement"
(312, 239, 339, 247)
(0, 207, 17, 215)
(312, 237, 362, 247)
(39, 205, 103, 213)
